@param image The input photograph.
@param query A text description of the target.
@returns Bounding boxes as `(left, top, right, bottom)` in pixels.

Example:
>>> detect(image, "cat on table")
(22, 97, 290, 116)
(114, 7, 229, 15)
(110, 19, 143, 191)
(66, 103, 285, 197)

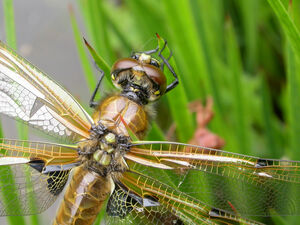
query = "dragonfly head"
(111, 54, 167, 104)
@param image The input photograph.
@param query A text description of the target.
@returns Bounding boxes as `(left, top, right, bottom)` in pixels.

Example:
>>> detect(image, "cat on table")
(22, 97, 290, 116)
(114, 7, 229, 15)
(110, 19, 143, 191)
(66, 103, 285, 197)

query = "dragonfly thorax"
(92, 132, 116, 166)
(78, 124, 130, 176)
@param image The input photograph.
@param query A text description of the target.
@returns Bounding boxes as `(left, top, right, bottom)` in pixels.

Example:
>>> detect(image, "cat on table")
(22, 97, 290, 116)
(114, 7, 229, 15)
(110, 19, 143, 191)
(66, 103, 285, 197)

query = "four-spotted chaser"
(0, 37, 300, 225)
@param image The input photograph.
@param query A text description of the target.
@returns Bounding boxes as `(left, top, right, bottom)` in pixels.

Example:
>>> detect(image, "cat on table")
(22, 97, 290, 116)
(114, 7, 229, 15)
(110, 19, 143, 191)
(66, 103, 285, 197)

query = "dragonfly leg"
(116, 135, 131, 152)
(89, 62, 105, 108)
(160, 50, 173, 71)
(130, 44, 159, 58)
(142, 45, 159, 55)
(158, 40, 179, 93)
(90, 122, 108, 137)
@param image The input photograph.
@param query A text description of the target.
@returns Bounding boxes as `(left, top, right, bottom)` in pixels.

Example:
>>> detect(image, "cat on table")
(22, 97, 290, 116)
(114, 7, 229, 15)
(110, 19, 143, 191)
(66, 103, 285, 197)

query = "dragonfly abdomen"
(53, 165, 113, 225)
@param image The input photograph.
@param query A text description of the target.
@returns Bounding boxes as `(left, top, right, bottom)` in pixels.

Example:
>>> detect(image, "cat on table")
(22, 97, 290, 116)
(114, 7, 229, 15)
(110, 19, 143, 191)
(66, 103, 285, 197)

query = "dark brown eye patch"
(144, 64, 166, 87)
(112, 58, 139, 72)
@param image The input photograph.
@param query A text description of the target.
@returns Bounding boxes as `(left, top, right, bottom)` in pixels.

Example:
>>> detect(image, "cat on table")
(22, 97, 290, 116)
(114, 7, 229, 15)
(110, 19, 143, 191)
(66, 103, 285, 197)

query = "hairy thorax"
(77, 95, 149, 177)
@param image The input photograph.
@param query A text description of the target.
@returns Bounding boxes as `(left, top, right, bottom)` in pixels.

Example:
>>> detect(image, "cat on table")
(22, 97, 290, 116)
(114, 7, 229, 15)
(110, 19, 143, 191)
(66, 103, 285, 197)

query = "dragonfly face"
(111, 53, 167, 103)
(0, 37, 300, 225)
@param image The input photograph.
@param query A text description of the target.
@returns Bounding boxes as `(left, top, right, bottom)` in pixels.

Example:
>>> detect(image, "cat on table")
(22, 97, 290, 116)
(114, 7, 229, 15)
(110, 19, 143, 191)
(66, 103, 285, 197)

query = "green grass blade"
(284, 0, 300, 164)
(3, 0, 29, 141)
(3, 0, 16, 48)
(286, 43, 300, 160)
(2, 1, 29, 224)
(189, 0, 227, 138)
(146, 122, 165, 141)
(77, 0, 114, 64)
(83, 38, 114, 90)
(237, 0, 259, 72)
(225, 17, 251, 154)
(125, 0, 165, 40)
(157, 36, 194, 142)
(161, 0, 207, 100)
(267, 0, 300, 58)
(102, 8, 132, 53)
(260, 77, 282, 158)
(0, 166, 25, 225)
(189, 0, 224, 116)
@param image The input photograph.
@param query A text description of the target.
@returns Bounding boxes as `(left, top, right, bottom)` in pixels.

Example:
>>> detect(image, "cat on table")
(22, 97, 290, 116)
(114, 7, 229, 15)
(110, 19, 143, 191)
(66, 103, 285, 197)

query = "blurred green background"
(1, 0, 300, 224)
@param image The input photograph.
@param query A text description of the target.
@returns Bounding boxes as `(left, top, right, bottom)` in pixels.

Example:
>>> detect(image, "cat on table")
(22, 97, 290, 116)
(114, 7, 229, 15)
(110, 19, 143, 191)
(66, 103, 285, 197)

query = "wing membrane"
(0, 138, 79, 216)
(126, 141, 300, 217)
(0, 41, 92, 141)
(0, 138, 79, 165)
(129, 141, 300, 183)
(114, 170, 261, 225)
(0, 163, 71, 216)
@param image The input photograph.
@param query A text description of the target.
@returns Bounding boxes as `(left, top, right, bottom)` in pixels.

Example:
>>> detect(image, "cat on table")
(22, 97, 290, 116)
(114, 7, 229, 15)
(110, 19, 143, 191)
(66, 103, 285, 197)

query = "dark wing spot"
(29, 160, 70, 196)
(172, 219, 184, 225)
(29, 159, 45, 172)
(209, 208, 225, 218)
(255, 159, 273, 168)
(143, 194, 160, 207)
(30, 97, 44, 117)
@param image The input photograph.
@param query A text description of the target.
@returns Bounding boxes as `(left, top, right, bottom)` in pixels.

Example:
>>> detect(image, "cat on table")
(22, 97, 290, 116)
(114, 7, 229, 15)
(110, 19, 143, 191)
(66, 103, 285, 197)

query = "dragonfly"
(0, 37, 300, 225)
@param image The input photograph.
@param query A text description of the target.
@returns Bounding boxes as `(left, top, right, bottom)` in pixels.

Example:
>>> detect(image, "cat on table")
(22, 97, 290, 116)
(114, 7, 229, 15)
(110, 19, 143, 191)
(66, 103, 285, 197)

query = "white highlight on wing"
(0, 71, 74, 139)
(125, 154, 173, 169)
(0, 157, 30, 165)
(133, 141, 256, 166)
(11, 49, 93, 126)
(153, 152, 255, 166)
(256, 172, 273, 178)
(161, 158, 191, 167)
(0, 56, 46, 100)
(0, 41, 92, 140)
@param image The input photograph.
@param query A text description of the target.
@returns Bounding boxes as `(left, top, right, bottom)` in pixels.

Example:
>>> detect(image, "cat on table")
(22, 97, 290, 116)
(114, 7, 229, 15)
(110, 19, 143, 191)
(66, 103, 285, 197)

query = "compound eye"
(150, 59, 160, 68)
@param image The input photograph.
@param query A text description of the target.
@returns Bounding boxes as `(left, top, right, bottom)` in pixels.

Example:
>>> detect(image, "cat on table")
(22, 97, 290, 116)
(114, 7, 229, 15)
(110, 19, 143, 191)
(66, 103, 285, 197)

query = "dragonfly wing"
(127, 141, 300, 218)
(105, 181, 186, 225)
(0, 138, 79, 215)
(104, 177, 199, 225)
(0, 41, 92, 142)
(0, 138, 79, 165)
(110, 170, 260, 225)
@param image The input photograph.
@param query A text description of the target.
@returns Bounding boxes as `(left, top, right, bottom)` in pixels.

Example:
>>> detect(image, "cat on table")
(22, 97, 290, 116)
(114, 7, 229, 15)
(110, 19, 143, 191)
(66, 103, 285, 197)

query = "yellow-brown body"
(53, 165, 112, 225)
(94, 95, 148, 139)
(53, 95, 148, 225)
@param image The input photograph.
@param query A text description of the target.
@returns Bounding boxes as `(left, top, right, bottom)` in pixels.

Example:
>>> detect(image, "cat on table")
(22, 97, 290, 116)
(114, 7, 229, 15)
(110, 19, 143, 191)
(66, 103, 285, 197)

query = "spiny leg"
(131, 44, 159, 57)
(89, 62, 105, 108)
(158, 40, 179, 93)
(160, 50, 173, 71)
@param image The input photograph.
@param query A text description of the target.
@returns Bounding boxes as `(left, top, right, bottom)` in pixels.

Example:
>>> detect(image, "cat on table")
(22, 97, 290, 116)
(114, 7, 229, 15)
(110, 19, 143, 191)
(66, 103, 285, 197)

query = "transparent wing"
(105, 181, 186, 225)
(125, 141, 300, 218)
(0, 41, 93, 142)
(0, 138, 79, 215)
(107, 170, 262, 225)
(0, 138, 79, 165)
